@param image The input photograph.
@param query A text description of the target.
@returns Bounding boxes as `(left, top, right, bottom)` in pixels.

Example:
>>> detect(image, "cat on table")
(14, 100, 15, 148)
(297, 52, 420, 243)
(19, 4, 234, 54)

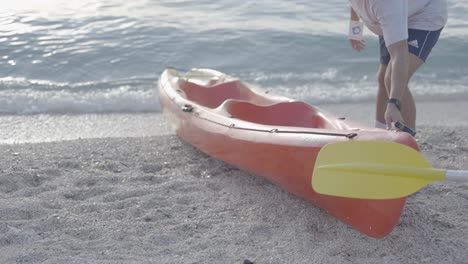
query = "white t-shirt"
(349, 0, 448, 46)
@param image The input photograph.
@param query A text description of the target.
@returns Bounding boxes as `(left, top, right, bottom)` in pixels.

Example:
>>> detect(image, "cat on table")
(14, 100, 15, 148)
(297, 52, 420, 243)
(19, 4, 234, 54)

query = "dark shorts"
(379, 27, 443, 65)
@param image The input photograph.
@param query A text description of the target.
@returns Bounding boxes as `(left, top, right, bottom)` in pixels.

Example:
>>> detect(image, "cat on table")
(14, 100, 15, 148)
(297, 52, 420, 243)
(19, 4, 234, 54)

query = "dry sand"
(0, 124, 467, 263)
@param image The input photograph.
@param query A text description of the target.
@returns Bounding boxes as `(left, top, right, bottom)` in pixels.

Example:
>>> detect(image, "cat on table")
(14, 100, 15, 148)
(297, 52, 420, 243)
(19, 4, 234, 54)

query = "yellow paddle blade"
(311, 141, 446, 199)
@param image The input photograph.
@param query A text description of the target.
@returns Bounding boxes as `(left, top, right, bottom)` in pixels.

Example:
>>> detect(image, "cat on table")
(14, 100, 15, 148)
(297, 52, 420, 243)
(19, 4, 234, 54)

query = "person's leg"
(401, 28, 444, 129)
(383, 54, 423, 130)
(382, 27, 443, 130)
(375, 64, 388, 127)
(376, 36, 390, 128)
(401, 54, 423, 129)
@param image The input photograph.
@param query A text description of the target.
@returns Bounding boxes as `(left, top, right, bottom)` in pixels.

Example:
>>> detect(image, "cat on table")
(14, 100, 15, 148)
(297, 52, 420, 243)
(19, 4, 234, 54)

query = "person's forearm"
(350, 7, 360, 21)
(388, 40, 409, 100)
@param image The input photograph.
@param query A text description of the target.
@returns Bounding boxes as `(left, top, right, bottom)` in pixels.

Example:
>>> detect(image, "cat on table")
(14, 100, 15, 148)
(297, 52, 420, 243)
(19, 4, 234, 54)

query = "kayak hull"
(157, 68, 419, 238)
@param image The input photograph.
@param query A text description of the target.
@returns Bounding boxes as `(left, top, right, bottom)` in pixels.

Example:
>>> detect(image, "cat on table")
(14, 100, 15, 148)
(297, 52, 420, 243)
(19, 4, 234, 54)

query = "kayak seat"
(224, 100, 334, 129)
(179, 80, 272, 108)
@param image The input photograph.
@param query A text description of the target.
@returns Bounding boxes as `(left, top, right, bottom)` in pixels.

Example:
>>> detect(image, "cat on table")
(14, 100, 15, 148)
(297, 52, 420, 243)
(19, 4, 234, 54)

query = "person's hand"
(384, 104, 404, 129)
(349, 39, 366, 52)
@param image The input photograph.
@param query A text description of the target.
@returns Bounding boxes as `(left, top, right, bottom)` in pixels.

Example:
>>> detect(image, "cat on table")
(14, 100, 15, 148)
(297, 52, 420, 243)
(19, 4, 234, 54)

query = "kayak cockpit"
(223, 100, 335, 129)
(179, 79, 273, 108)
(179, 79, 340, 130)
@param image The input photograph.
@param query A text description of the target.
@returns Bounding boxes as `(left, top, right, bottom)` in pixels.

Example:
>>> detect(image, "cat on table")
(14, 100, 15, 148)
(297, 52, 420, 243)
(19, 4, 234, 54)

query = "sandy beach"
(1, 109, 467, 263)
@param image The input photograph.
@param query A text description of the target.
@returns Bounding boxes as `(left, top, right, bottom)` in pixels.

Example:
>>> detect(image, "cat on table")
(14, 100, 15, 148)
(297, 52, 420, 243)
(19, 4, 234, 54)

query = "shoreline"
(317, 100, 468, 128)
(1, 99, 467, 145)
(1, 127, 467, 263)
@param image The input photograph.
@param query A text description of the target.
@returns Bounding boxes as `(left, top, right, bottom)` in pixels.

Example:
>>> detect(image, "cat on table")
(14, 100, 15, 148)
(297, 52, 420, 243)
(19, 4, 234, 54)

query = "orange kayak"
(157, 68, 419, 238)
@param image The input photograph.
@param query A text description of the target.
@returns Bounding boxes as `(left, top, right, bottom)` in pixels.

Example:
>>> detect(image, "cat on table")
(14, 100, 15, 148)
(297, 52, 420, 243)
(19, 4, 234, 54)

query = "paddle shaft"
(320, 163, 443, 179)
(323, 164, 468, 182)
(446, 170, 468, 181)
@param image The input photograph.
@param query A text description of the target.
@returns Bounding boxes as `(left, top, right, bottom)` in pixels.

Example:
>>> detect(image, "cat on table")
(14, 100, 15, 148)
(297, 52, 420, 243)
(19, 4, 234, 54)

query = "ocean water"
(1, 0, 467, 142)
